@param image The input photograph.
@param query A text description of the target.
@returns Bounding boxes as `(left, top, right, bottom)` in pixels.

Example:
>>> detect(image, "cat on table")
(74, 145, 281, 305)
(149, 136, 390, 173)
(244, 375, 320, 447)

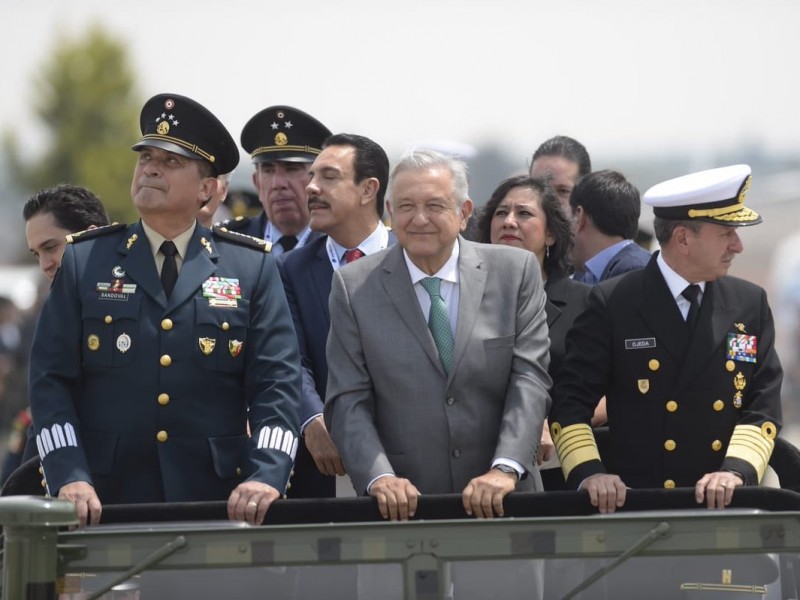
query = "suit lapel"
(450, 241, 486, 382)
(309, 238, 333, 323)
(118, 222, 166, 309)
(640, 257, 688, 362)
(544, 277, 568, 328)
(165, 225, 218, 313)
(380, 246, 443, 374)
(675, 281, 734, 391)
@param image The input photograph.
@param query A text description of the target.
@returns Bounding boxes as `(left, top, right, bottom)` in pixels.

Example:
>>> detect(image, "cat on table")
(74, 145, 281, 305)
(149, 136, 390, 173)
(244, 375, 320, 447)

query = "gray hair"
(653, 216, 702, 245)
(389, 148, 470, 206)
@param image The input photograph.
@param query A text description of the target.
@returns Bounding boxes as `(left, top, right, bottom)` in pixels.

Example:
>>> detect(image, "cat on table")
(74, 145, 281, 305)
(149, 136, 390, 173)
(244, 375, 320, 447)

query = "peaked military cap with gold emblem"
(241, 105, 331, 164)
(644, 164, 761, 226)
(132, 93, 239, 176)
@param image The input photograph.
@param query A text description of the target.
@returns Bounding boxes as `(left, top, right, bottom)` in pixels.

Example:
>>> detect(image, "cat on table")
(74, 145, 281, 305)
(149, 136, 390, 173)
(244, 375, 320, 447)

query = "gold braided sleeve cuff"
(725, 423, 776, 483)
(552, 422, 601, 480)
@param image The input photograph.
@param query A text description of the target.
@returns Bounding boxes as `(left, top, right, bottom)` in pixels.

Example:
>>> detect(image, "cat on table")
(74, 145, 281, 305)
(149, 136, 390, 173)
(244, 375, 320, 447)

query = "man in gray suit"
(325, 149, 552, 521)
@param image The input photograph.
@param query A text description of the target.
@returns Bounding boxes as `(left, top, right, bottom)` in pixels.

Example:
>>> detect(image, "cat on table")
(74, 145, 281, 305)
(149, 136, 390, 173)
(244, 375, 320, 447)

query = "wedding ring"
(247, 500, 258, 507)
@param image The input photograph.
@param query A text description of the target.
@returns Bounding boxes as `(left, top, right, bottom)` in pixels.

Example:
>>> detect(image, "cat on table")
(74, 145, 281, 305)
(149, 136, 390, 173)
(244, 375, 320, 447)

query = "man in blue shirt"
(570, 170, 651, 283)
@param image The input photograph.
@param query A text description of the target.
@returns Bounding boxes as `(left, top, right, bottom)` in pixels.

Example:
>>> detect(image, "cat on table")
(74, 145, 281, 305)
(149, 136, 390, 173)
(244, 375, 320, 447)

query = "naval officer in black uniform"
(29, 93, 301, 527)
(549, 164, 782, 513)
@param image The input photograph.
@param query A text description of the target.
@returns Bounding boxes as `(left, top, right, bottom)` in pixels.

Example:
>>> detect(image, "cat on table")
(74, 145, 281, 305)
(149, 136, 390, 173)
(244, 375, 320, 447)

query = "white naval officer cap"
(643, 164, 762, 227)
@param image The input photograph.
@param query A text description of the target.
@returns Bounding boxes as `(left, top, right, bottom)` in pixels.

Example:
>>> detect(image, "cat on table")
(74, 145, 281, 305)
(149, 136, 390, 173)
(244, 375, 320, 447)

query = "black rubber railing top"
(98, 487, 800, 525)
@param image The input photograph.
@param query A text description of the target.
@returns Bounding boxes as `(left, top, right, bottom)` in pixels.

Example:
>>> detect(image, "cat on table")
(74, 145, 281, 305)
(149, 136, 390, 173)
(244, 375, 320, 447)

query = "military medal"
(87, 334, 100, 351)
(229, 340, 243, 357)
(199, 337, 216, 355)
(727, 332, 757, 364)
(733, 371, 746, 408)
(96, 280, 136, 301)
(116, 333, 131, 353)
(202, 277, 241, 307)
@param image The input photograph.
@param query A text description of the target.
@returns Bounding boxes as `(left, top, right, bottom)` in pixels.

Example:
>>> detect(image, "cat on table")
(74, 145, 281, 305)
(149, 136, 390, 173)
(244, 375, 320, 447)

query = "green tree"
(4, 23, 142, 223)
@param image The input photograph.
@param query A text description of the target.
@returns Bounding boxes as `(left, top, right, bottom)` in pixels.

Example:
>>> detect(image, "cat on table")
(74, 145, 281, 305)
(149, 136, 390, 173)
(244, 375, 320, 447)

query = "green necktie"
(419, 277, 454, 373)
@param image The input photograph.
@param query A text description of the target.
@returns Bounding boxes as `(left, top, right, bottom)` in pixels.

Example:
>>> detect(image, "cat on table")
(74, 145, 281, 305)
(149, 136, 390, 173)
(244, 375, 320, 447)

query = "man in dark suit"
(550, 164, 782, 513)
(325, 149, 552, 522)
(29, 93, 301, 527)
(231, 106, 331, 256)
(570, 169, 651, 283)
(278, 133, 393, 498)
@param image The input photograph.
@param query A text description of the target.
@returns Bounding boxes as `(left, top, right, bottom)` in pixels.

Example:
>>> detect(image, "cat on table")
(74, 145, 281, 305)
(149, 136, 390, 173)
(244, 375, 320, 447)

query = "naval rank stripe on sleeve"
(256, 426, 299, 460)
(36, 423, 78, 458)
(726, 424, 774, 483)
(553, 423, 601, 479)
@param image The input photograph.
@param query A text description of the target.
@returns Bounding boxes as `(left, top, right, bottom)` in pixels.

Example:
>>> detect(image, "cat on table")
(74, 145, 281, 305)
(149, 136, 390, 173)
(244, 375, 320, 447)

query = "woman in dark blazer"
(476, 176, 598, 473)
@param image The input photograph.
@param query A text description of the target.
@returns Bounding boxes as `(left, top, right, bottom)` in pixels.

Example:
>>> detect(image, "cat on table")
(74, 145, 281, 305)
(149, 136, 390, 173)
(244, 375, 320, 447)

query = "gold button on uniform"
(713, 400, 724, 412)
(726, 360, 735, 372)
(41, 479, 46, 489)
(160, 355, 172, 367)
(104, 315, 113, 324)
(158, 393, 170, 406)
(648, 359, 660, 371)
(664, 439, 676, 451)
(161, 319, 173, 331)
(157, 430, 168, 443)
(236, 467, 242, 476)
(664, 479, 676, 489)
(666, 400, 678, 413)
(712, 440, 722, 451)
(222, 322, 230, 331)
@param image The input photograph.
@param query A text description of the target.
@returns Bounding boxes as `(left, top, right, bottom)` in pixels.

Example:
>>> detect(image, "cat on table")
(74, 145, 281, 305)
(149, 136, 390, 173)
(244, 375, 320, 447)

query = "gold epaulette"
(66, 222, 126, 244)
(726, 422, 777, 483)
(212, 225, 272, 253)
(551, 422, 602, 480)
(215, 215, 251, 231)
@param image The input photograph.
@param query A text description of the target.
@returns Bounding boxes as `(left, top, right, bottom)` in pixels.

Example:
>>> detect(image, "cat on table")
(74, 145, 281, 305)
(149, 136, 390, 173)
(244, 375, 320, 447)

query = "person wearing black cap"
(28, 93, 302, 527)
(549, 164, 782, 514)
(233, 105, 331, 256)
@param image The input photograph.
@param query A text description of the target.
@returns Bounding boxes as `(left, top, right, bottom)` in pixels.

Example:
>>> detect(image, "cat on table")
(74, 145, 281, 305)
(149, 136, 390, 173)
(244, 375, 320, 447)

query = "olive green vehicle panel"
(3, 492, 800, 599)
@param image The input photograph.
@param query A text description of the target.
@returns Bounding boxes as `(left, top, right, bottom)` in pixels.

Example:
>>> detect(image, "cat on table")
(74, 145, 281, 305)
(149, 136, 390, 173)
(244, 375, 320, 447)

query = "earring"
(545, 243, 551, 259)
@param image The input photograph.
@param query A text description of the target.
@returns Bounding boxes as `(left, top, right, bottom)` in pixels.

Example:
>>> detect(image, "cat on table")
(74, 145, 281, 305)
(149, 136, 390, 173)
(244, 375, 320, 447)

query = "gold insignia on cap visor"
(140, 132, 217, 165)
(241, 105, 331, 163)
(644, 165, 762, 226)
(133, 93, 239, 176)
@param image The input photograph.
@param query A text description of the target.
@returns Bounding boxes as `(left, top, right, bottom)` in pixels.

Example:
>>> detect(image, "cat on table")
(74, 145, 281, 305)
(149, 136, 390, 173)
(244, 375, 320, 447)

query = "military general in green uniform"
(549, 164, 782, 513)
(29, 93, 301, 527)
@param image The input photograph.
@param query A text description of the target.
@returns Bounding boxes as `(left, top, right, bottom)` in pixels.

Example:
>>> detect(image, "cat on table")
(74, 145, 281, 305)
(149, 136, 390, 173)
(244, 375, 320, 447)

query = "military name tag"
(727, 333, 757, 363)
(97, 280, 136, 301)
(625, 337, 656, 350)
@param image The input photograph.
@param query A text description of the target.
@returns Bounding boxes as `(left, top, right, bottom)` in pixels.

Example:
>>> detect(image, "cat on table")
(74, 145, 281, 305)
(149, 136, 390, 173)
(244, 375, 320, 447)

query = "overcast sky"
(3, 0, 799, 169)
